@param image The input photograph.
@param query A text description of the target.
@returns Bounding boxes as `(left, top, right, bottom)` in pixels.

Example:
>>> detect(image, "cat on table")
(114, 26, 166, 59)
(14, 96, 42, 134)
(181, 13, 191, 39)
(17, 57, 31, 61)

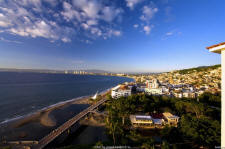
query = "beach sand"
(7, 89, 110, 129)
(0, 89, 111, 142)
(11, 96, 91, 128)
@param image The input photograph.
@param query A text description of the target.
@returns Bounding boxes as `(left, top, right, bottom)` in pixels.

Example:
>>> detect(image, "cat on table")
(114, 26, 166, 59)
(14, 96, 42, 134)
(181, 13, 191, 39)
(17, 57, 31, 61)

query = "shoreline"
(0, 96, 89, 126)
(0, 87, 112, 129)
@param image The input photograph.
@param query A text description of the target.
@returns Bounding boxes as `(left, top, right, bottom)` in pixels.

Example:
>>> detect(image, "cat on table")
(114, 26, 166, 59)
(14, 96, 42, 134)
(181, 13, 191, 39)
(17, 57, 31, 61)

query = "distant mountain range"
(0, 64, 221, 74)
(71, 69, 111, 73)
(0, 68, 111, 74)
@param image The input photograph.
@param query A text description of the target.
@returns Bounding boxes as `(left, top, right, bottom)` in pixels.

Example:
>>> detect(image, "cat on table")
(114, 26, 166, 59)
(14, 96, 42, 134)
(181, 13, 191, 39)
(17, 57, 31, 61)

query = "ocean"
(0, 72, 133, 124)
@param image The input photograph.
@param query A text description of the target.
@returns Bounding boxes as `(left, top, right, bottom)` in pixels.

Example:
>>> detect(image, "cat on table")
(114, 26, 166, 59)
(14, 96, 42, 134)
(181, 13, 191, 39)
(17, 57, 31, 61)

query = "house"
(151, 113, 165, 127)
(182, 89, 196, 98)
(145, 88, 163, 95)
(173, 91, 183, 98)
(111, 85, 132, 99)
(146, 79, 160, 89)
(163, 112, 179, 126)
(130, 112, 180, 128)
(152, 118, 164, 127)
(130, 115, 153, 127)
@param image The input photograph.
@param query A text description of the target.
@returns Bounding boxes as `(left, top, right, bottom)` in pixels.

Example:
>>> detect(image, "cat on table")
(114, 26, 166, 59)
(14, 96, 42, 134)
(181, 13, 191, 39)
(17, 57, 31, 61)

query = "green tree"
(161, 141, 170, 149)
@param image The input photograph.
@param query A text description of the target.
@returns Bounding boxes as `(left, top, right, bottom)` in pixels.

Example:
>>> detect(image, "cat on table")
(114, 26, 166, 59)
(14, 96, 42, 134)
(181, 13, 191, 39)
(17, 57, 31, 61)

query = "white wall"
(221, 50, 225, 148)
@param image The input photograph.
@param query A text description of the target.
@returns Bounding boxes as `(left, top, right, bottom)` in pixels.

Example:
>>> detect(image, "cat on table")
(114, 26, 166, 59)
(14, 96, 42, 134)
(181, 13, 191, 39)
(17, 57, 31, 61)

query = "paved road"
(35, 98, 108, 149)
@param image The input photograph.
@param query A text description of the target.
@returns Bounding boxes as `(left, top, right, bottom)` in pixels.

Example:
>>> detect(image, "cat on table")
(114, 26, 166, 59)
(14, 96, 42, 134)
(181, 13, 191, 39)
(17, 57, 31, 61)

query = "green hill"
(176, 64, 221, 74)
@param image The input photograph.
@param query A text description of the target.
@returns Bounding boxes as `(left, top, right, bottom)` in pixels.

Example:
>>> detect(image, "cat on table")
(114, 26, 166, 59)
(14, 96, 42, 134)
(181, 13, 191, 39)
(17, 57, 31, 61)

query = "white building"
(145, 79, 163, 95)
(182, 89, 196, 98)
(146, 79, 160, 89)
(173, 92, 183, 98)
(130, 113, 179, 128)
(111, 85, 132, 99)
(163, 112, 179, 126)
(162, 86, 169, 93)
(130, 115, 153, 126)
(207, 42, 225, 147)
(145, 88, 163, 95)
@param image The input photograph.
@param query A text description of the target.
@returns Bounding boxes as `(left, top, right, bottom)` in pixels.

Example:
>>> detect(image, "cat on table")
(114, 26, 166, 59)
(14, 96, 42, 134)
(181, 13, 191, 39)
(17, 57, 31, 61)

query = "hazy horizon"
(0, 63, 221, 74)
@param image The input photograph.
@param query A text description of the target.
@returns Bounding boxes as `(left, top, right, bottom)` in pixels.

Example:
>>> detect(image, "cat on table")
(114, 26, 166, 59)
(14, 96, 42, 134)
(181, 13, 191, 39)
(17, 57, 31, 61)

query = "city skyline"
(0, 0, 224, 72)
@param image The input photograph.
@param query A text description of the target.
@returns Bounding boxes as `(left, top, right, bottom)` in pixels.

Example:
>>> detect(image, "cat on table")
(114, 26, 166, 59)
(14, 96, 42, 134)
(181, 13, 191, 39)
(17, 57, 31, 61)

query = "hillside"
(176, 64, 221, 74)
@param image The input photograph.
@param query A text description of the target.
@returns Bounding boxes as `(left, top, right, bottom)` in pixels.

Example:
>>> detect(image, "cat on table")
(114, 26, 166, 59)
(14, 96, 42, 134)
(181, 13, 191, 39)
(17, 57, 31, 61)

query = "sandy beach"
(11, 96, 91, 128)
(0, 88, 111, 142)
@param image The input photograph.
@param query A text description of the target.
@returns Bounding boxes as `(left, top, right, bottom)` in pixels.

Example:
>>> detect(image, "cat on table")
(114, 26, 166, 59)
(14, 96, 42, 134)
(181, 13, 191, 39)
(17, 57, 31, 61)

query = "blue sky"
(0, 0, 224, 73)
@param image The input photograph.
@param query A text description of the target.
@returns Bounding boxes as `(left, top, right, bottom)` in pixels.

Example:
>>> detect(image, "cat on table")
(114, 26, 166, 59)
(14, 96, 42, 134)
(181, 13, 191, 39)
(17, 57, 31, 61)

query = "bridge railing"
(36, 98, 108, 149)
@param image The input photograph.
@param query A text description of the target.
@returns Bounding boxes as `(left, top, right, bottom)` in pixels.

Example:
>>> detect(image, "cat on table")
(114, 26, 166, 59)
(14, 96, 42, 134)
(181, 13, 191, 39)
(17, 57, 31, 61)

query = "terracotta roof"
(120, 85, 129, 90)
(206, 42, 225, 49)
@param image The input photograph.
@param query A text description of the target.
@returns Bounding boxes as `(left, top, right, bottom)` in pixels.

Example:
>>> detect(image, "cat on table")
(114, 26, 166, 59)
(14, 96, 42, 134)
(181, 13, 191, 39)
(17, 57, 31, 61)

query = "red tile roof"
(206, 42, 225, 49)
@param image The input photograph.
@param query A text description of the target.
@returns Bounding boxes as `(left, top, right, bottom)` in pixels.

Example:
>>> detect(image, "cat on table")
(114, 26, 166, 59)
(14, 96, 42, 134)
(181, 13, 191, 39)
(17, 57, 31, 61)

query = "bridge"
(35, 98, 108, 149)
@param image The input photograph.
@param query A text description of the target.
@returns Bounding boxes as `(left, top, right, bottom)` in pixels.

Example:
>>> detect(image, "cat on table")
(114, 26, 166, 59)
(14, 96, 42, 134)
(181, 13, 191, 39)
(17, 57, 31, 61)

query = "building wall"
(145, 88, 162, 95)
(222, 50, 225, 147)
(146, 79, 159, 89)
(111, 89, 131, 99)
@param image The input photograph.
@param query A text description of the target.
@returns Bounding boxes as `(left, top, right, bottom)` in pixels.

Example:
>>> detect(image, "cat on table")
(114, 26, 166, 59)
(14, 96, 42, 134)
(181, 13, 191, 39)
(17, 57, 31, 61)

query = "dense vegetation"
(104, 92, 221, 148)
(177, 64, 220, 74)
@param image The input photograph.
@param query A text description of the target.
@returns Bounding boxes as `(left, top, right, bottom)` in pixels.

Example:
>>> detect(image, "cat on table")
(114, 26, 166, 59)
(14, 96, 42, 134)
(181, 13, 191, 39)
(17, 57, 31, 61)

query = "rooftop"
(130, 115, 153, 124)
(163, 112, 179, 119)
(206, 42, 225, 49)
(206, 42, 225, 53)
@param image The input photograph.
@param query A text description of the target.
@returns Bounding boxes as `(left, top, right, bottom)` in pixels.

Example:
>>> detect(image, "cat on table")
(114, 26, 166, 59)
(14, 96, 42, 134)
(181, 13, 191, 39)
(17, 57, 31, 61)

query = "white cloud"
(101, 7, 122, 22)
(163, 30, 182, 39)
(0, 0, 123, 43)
(90, 27, 102, 36)
(140, 5, 158, 22)
(16, 7, 29, 16)
(72, 0, 88, 8)
(61, 2, 81, 22)
(44, 0, 58, 7)
(0, 21, 11, 27)
(61, 0, 123, 40)
(143, 25, 151, 35)
(106, 29, 122, 37)
(9, 28, 29, 36)
(126, 0, 144, 10)
(18, 0, 42, 12)
(81, 23, 89, 30)
(9, 20, 60, 40)
(19, 0, 42, 7)
(86, 19, 97, 26)
(73, 0, 101, 19)
(0, 37, 22, 44)
(62, 37, 71, 43)
(133, 24, 139, 28)
(113, 30, 122, 36)
(166, 32, 173, 36)
(0, 13, 12, 27)
(82, 1, 100, 19)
